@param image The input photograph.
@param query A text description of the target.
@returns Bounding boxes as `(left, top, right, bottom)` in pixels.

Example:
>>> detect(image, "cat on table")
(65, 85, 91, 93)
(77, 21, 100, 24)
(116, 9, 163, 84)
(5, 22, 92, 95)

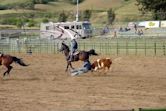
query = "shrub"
(0, 5, 8, 10)
(28, 20, 36, 27)
(58, 11, 68, 22)
(107, 8, 115, 25)
(82, 9, 92, 21)
(42, 18, 49, 23)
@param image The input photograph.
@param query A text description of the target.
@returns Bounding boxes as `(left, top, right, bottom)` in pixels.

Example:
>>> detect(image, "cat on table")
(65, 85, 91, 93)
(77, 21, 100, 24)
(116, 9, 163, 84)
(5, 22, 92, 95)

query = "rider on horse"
(69, 37, 78, 62)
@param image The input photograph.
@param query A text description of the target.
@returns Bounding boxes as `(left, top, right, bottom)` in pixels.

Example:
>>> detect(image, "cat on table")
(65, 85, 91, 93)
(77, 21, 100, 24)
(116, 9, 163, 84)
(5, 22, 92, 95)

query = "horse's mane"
(62, 42, 70, 52)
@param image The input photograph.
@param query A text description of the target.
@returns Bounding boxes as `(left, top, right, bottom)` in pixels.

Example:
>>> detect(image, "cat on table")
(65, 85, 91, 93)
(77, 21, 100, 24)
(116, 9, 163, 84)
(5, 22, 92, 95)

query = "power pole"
(76, 0, 79, 22)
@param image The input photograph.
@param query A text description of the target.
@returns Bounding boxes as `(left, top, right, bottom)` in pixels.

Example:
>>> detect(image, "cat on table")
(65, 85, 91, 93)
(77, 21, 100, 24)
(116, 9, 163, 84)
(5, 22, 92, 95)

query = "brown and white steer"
(91, 58, 112, 71)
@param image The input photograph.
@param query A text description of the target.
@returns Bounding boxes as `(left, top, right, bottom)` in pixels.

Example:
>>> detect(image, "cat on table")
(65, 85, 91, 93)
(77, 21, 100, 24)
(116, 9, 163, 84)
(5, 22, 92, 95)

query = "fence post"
(53, 41, 55, 54)
(109, 42, 111, 55)
(144, 39, 146, 56)
(117, 39, 119, 56)
(56, 42, 59, 54)
(106, 42, 108, 54)
(100, 42, 101, 53)
(163, 42, 165, 56)
(83, 42, 85, 50)
(40, 39, 41, 53)
(47, 40, 49, 54)
(126, 40, 128, 55)
(135, 39, 137, 55)
(154, 42, 156, 56)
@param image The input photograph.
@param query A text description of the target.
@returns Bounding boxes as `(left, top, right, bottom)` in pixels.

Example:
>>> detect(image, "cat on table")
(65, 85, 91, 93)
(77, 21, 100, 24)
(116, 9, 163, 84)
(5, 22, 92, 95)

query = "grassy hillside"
(0, 0, 137, 12)
(0, 0, 148, 28)
(0, 0, 29, 5)
(35, 0, 124, 11)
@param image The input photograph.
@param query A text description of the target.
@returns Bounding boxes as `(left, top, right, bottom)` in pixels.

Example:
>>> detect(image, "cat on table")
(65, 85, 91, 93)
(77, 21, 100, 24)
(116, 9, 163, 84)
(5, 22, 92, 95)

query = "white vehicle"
(40, 21, 93, 39)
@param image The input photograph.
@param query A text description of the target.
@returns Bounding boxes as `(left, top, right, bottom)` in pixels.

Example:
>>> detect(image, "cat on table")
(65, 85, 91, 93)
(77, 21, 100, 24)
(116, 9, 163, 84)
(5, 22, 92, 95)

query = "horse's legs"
(69, 62, 74, 69)
(66, 61, 74, 72)
(7, 66, 13, 75)
(3, 66, 13, 77)
(65, 62, 70, 72)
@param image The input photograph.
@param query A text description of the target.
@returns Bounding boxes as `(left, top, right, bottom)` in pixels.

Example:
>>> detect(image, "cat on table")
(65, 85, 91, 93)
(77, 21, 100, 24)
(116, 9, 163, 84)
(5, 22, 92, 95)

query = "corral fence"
(0, 38, 166, 56)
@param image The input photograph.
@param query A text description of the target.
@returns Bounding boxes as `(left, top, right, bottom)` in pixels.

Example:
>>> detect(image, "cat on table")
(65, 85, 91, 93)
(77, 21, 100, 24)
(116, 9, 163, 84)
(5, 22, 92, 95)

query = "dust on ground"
(0, 54, 166, 111)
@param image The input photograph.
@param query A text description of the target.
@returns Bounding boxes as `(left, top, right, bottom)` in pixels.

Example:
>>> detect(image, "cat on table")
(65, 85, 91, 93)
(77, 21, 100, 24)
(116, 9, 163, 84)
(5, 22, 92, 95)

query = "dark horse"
(59, 42, 98, 71)
(0, 53, 29, 77)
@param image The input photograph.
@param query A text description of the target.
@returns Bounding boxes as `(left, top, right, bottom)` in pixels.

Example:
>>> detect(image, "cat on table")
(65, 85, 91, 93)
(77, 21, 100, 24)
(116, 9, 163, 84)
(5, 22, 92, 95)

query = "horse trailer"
(40, 21, 93, 40)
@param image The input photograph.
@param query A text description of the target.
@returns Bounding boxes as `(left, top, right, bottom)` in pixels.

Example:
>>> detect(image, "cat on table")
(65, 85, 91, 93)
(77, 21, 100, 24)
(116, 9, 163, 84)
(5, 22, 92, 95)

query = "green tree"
(82, 9, 92, 21)
(33, 0, 55, 4)
(136, 0, 166, 20)
(42, 18, 49, 23)
(107, 8, 115, 25)
(28, 20, 36, 27)
(16, 19, 23, 28)
(58, 11, 68, 22)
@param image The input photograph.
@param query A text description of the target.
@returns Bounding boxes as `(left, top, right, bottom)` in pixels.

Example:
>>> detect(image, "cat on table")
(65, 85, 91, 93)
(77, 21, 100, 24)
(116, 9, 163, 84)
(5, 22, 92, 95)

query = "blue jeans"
(69, 49, 77, 61)
(70, 67, 89, 76)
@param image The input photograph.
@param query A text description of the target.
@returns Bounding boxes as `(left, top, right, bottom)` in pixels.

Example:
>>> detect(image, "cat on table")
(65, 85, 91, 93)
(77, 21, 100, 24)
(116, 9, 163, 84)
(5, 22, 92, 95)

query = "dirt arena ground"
(0, 53, 166, 111)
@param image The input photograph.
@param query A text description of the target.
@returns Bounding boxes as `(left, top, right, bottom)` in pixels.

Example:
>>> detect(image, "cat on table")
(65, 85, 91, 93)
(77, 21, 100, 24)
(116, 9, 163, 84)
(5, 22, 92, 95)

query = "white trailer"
(40, 21, 93, 40)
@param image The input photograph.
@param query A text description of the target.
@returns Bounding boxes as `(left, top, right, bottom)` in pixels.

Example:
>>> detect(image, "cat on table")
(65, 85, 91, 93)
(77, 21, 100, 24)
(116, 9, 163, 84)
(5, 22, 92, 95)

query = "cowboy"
(70, 59, 91, 76)
(69, 38, 78, 62)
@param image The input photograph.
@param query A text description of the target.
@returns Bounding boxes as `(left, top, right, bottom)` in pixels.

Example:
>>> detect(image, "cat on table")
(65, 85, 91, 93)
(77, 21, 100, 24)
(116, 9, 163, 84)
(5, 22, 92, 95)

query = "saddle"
(73, 50, 79, 55)
(68, 50, 79, 61)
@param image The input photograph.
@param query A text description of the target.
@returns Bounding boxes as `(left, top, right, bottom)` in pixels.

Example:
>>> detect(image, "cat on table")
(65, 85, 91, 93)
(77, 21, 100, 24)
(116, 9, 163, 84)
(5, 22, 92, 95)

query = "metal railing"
(0, 38, 166, 56)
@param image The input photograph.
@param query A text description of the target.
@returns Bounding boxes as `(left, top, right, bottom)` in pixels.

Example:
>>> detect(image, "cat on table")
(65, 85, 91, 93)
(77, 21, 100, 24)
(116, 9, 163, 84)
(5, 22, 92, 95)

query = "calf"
(91, 58, 112, 71)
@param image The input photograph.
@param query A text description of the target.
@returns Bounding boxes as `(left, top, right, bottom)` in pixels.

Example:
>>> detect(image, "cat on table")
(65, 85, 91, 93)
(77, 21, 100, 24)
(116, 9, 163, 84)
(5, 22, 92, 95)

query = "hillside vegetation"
(0, 0, 147, 28)
(0, 0, 29, 5)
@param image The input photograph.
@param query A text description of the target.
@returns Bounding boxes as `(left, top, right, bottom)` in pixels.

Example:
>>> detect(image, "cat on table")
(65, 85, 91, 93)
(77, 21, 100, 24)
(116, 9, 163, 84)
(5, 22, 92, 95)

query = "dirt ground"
(0, 53, 166, 111)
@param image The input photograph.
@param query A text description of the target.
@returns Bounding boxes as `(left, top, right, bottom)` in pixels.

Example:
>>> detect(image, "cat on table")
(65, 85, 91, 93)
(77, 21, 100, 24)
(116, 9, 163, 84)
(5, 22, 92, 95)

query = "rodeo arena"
(1, 14, 166, 111)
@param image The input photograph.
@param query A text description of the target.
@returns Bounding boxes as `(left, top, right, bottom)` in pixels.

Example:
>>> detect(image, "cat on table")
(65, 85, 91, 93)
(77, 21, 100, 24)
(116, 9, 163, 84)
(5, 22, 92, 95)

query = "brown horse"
(59, 42, 98, 71)
(0, 53, 29, 77)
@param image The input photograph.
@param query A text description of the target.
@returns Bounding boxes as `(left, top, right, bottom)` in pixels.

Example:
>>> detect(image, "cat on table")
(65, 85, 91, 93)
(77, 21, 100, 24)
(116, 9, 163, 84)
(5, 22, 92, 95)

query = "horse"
(59, 42, 98, 71)
(0, 53, 29, 77)
(91, 58, 112, 72)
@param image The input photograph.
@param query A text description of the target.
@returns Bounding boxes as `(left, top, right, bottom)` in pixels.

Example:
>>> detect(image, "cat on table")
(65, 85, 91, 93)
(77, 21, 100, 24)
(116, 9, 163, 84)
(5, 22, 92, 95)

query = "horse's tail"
(88, 49, 98, 56)
(12, 56, 29, 66)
